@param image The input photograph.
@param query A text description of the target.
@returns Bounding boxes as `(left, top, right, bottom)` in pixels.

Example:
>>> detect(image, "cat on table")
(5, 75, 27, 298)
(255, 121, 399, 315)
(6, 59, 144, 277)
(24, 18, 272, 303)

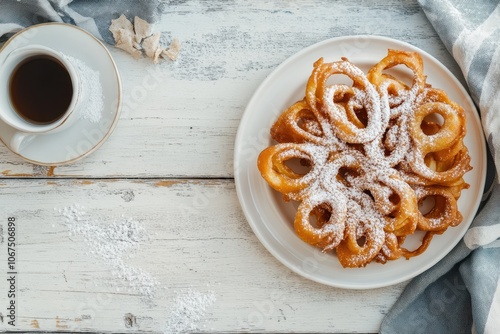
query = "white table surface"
(0, 1, 467, 333)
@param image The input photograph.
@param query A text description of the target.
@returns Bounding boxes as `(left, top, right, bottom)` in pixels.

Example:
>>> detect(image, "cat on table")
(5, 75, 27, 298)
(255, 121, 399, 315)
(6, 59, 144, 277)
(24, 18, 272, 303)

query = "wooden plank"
(0, 0, 464, 178)
(0, 179, 405, 332)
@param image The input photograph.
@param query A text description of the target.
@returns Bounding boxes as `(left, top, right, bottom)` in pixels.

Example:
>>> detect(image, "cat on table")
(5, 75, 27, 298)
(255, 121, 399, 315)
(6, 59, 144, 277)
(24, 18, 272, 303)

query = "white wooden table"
(0, 1, 466, 332)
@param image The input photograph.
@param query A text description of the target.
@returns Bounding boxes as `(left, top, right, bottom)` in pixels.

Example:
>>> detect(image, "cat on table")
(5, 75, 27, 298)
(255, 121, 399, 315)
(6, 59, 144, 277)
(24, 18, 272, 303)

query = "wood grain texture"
(0, 0, 466, 333)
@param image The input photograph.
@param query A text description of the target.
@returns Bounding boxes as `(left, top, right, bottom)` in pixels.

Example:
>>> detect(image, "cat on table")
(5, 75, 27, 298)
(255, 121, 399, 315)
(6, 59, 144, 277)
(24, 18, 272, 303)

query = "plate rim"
(0, 22, 122, 166)
(234, 34, 487, 289)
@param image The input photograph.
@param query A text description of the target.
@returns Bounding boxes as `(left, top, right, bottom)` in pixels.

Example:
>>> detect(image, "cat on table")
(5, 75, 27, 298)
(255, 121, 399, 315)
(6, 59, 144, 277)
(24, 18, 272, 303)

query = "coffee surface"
(9, 56, 73, 125)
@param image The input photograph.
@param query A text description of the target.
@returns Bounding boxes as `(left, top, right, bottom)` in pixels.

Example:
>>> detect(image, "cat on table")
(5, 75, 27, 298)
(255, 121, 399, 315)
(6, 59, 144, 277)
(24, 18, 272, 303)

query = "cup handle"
(9, 131, 36, 153)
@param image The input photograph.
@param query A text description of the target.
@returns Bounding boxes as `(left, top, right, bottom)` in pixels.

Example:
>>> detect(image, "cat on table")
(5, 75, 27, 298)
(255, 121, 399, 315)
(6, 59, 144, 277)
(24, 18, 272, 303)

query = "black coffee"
(9, 55, 73, 125)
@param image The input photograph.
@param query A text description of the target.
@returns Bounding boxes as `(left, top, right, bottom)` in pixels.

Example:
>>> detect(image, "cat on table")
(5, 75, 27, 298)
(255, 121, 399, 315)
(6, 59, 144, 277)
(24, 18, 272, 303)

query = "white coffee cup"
(0, 44, 82, 153)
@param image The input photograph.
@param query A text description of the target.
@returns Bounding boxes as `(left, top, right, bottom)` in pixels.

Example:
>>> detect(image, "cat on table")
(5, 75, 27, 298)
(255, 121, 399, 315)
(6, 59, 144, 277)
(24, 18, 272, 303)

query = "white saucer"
(0, 23, 122, 166)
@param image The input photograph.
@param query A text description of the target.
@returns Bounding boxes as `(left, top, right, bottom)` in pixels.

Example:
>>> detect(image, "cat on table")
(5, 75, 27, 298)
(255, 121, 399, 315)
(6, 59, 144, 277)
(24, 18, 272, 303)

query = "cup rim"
(0, 22, 122, 166)
(0, 44, 80, 133)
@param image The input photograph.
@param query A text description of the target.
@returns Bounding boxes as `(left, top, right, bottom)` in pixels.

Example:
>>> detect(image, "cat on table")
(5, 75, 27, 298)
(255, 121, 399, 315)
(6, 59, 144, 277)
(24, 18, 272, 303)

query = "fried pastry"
(257, 49, 471, 268)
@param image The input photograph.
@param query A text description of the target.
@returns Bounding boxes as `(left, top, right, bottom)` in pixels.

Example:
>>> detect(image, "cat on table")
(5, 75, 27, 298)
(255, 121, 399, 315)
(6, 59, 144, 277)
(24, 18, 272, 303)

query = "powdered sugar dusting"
(59, 205, 159, 303)
(164, 288, 216, 334)
(321, 61, 387, 144)
(63, 54, 104, 123)
(262, 52, 471, 266)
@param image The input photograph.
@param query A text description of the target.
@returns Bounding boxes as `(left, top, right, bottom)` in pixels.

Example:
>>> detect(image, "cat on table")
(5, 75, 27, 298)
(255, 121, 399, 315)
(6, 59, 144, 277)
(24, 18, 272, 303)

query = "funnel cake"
(257, 50, 472, 268)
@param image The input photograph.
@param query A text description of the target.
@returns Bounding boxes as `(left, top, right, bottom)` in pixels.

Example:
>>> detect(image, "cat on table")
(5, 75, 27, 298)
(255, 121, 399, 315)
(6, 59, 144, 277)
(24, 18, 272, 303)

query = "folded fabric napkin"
(381, 1, 500, 334)
(0, 0, 163, 44)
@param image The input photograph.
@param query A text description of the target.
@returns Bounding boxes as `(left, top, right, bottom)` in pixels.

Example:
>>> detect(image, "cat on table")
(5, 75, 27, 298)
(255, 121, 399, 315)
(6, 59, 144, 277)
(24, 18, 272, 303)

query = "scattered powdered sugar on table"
(63, 54, 104, 123)
(59, 205, 158, 303)
(164, 288, 216, 334)
(58, 205, 218, 332)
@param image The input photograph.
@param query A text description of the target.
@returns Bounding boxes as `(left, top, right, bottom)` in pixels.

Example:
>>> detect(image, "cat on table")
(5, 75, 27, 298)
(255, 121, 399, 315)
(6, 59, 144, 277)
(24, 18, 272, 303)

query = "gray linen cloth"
(381, 1, 500, 334)
(0, 0, 164, 44)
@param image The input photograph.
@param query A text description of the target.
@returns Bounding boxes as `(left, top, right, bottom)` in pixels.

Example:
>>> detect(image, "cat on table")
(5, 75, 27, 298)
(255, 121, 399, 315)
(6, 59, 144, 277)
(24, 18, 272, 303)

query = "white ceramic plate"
(0, 23, 121, 165)
(234, 35, 487, 289)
